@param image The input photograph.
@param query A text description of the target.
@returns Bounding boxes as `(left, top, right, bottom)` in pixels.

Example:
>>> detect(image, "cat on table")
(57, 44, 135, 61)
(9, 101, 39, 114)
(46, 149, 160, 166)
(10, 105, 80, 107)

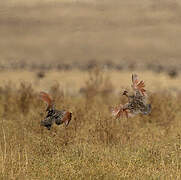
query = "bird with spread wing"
(111, 74, 151, 119)
(40, 92, 72, 130)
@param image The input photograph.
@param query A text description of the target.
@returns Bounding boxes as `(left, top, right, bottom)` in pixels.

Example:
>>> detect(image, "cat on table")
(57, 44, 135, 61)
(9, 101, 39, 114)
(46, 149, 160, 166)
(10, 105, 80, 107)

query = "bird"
(111, 74, 151, 119)
(40, 91, 72, 130)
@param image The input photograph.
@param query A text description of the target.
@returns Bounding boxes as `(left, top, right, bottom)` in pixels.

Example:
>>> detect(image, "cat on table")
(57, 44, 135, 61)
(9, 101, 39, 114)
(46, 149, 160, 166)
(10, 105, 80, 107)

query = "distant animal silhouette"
(40, 92, 72, 130)
(111, 74, 151, 118)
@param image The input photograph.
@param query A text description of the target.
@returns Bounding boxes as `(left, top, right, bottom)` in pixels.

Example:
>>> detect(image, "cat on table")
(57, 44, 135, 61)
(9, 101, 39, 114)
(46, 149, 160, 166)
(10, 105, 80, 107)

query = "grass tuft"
(0, 79, 181, 179)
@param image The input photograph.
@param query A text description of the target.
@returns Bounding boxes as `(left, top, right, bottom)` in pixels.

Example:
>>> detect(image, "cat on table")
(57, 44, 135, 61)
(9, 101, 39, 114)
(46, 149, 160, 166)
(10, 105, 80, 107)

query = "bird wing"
(111, 104, 134, 118)
(131, 74, 146, 96)
(40, 91, 53, 107)
(111, 104, 123, 117)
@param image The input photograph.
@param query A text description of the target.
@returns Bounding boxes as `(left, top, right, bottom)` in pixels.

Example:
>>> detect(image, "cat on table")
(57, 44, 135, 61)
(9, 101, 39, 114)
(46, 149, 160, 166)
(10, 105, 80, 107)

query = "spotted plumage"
(40, 92, 72, 130)
(111, 74, 151, 118)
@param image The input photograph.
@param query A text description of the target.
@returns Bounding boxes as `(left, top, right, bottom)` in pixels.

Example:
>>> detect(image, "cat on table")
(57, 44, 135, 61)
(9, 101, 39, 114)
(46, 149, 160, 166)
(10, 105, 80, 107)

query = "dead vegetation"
(0, 0, 181, 178)
(0, 70, 181, 179)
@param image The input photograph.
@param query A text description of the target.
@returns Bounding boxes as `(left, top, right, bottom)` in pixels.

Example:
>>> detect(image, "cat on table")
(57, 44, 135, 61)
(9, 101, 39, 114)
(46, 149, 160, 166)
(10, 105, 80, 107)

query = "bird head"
(122, 90, 128, 96)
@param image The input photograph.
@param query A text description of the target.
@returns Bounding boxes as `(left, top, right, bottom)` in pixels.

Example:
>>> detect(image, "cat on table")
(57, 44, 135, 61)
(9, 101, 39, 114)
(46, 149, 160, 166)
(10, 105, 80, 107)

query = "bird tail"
(64, 112, 72, 127)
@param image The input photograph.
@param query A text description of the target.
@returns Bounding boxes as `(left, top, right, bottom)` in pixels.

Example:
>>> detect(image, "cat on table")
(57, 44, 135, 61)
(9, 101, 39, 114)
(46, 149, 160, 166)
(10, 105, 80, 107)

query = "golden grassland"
(0, 69, 181, 179)
(1, 0, 181, 178)
(0, 70, 181, 93)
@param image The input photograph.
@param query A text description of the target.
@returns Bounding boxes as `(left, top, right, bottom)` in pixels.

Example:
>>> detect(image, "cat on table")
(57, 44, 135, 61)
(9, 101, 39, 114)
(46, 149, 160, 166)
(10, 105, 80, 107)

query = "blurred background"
(0, 0, 181, 92)
(1, 1, 181, 179)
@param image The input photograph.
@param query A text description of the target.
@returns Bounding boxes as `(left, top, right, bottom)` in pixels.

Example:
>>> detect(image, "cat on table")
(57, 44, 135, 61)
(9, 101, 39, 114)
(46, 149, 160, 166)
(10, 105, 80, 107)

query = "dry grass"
(1, 0, 181, 178)
(0, 70, 181, 179)
(0, 70, 180, 94)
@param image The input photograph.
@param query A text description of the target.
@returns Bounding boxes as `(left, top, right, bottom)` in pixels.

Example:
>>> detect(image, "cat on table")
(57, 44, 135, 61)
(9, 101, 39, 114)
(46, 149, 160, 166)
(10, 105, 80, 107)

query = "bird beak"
(122, 91, 126, 96)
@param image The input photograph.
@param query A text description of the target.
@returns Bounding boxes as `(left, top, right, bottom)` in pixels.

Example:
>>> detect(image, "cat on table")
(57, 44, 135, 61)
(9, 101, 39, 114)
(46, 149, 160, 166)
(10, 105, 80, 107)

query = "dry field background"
(0, 70, 181, 94)
(1, 0, 181, 68)
(0, 73, 181, 179)
(0, 0, 181, 179)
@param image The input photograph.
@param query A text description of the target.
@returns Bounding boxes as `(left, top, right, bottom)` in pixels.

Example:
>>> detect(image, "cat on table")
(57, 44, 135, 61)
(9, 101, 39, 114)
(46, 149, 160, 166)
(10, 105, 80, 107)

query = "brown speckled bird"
(40, 92, 72, 130)
(111, 74, 151, 118)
